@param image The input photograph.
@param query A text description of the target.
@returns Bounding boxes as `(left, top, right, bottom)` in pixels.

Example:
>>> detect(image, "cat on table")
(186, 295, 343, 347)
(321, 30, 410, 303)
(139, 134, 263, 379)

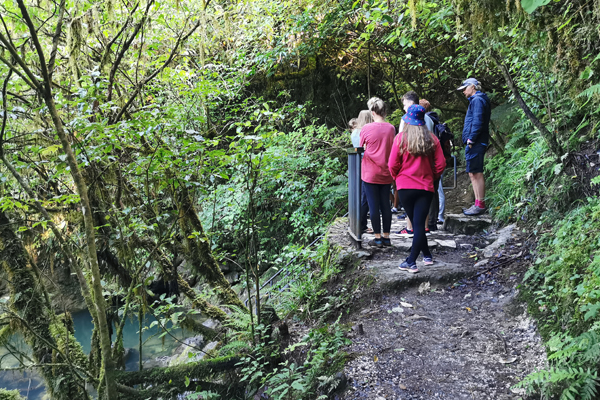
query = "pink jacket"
(359, 122, 395, 184)
(388, 133, 446, 192)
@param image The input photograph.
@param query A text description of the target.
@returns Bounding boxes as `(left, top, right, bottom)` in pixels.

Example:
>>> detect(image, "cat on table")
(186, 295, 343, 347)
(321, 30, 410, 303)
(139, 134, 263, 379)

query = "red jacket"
(388, 133, 446, 192)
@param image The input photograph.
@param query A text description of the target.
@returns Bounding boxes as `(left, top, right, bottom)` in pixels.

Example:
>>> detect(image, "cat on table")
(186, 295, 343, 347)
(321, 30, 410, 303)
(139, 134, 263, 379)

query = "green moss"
(114, 355, 240, 387)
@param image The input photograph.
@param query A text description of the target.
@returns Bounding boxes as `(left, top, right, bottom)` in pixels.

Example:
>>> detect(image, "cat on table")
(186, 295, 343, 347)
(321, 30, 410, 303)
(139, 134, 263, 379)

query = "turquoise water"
(0, 309, 197, 398)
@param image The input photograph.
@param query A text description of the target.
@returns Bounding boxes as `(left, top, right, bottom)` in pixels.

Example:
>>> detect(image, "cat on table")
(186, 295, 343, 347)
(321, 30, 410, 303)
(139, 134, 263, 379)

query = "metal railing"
(243, 212, 349, 308)
(347, 147, 363, 249)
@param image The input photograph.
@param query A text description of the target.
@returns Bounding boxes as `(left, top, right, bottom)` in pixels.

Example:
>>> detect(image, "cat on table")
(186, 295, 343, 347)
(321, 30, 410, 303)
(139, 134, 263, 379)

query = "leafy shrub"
(486, 136, 575, 223)
(238, 322, 350, 400)
(517, 198, 600, 398)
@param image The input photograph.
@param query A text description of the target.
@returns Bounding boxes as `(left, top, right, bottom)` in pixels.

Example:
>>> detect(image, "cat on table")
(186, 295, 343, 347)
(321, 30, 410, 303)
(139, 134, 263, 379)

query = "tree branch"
(492, 52, 563, 157)
(112, 18, 201, 123)
(106, 1, 145, 101)
(47, 0, 65, 82)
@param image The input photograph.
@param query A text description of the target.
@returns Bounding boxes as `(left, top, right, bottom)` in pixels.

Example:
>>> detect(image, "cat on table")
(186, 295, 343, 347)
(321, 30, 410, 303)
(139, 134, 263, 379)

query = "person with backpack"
(420, 99, 453, 229)
(458, 78, 491, 216)
(388, 104, 446, 273)
(360, 97, 395, 247)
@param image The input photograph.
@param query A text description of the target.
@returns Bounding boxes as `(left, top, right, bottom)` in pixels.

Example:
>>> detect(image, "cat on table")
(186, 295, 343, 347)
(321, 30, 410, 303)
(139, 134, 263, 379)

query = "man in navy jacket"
(458, 78, 491, 216)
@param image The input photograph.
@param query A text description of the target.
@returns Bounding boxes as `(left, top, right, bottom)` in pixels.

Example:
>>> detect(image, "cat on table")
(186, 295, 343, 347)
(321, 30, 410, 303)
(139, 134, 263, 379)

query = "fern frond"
(578, 84, 600, 98)
(219, 340, 251, 356)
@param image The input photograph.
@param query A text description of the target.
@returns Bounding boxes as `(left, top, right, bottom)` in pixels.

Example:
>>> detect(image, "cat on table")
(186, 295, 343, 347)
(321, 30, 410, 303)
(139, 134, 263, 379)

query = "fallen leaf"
(374, 355, 378, 362)
(400, 302, 413, 308)
(418, 281, 430, 294)
(399, 384, 407, 390)
(465, 307, 472, 312)
(390, 307, 404, 313)
(394, 348, 405, 352)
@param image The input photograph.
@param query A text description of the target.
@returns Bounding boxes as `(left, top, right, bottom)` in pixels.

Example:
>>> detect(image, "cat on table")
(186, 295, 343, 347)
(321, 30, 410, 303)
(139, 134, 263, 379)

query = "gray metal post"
(347, 147, 363, 248)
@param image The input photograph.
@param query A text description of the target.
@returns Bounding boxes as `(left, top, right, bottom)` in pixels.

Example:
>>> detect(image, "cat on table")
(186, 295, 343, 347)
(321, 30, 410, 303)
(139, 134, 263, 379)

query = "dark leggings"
(363, 182, 392, 234)
(399, 189, 434, 263)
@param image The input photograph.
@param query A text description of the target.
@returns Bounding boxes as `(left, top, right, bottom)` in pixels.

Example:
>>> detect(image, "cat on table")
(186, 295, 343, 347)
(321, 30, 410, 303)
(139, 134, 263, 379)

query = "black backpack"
(426, 111, 454, 157)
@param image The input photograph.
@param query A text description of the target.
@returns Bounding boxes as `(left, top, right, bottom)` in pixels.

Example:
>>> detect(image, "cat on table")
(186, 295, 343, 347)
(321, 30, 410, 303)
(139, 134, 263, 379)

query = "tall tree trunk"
(14, 1, 118, 397)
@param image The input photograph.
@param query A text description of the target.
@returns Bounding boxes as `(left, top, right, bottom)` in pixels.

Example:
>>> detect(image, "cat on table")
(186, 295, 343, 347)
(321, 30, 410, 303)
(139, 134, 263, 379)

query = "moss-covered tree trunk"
(0, 212, 88, 399)
(174, 185, 247, 311)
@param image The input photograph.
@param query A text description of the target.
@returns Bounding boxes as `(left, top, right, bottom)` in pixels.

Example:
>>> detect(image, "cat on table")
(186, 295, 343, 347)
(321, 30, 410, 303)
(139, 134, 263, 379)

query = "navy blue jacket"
(461, 91, 491, 145)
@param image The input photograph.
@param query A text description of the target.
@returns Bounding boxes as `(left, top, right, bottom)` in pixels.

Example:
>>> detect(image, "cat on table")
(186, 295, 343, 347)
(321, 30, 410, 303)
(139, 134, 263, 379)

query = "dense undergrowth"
(513, 198, 600, 399)
(483, 83, 600, 400)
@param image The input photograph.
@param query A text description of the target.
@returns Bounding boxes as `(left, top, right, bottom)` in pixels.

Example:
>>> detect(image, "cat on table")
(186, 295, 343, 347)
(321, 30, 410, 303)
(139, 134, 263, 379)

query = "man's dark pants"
(360, 181, 369, 232)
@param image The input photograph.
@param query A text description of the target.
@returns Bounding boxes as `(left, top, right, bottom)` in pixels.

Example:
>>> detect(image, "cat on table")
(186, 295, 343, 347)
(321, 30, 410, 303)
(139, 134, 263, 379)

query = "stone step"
(443, 213, 492, 235)
(361, 236, 457, 251)
(369, 259, 476, 291)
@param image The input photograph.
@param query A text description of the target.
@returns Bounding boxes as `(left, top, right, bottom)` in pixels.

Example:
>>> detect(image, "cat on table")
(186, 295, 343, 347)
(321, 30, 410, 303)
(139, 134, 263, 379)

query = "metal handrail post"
(443, 155, 457, 190)
(347, 147, 363, 248)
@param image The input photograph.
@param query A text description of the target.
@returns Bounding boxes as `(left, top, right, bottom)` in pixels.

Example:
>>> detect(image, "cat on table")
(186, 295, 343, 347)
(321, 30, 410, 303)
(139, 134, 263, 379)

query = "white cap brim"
(457, 85, 468, 91)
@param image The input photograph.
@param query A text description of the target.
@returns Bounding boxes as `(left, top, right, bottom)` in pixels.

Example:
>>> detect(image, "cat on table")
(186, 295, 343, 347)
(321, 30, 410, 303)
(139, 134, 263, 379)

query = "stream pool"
(0, 309, 199, 399)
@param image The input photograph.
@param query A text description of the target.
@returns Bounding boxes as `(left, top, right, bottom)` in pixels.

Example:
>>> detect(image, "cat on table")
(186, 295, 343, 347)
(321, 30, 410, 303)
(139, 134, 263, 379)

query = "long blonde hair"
(398, 124, 436, 156)
(356, 110, 373, 130)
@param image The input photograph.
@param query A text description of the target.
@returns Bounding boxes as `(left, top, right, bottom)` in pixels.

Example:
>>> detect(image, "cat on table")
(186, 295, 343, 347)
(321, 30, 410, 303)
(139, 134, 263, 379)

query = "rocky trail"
(326, 208, 547, 400)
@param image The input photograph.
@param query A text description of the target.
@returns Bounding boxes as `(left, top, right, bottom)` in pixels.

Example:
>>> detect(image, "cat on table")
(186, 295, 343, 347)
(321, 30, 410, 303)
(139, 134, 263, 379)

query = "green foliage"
(521, 0, 551, 14)
(237, 322, 350, 400)
(518, 198, 600, 397)
(0, 390, 24, 400)
(486, 136, 569, 223)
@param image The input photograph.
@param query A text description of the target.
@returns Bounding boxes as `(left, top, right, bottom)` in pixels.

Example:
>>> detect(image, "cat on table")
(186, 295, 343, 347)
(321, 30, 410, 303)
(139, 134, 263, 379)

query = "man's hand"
(467, 139, 473, 148)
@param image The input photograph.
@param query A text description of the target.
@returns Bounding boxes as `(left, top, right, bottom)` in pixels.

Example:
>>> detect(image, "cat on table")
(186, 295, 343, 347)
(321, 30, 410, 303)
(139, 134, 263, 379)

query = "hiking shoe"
(391, 207, 399, 213)
(368, 238, 383, 248)
(425, 228, 432, 236)
(397, 213, 407, 220)
(397, 228, 414, 237)
(463, 205, 486, 216)
(398, 261, 419, 273)
(362, 228, 374, 234)
(428, 225, 438, 232)
(423, 256, 434, 265)
(382, 237, 392, 247)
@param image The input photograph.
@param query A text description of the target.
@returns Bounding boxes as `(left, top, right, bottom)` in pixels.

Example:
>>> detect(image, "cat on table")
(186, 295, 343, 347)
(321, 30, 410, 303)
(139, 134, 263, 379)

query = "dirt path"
(327, 199, 546, 400)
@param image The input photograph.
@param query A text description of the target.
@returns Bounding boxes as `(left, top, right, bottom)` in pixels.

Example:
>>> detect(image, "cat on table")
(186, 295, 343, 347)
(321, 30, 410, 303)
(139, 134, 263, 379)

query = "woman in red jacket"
(388, 104, 446, 273)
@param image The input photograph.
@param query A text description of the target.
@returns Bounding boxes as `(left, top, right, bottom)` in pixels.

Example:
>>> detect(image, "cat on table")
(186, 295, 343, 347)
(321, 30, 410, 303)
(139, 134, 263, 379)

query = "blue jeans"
(438, 171, 446, 222)
(363, 182, 392, 234)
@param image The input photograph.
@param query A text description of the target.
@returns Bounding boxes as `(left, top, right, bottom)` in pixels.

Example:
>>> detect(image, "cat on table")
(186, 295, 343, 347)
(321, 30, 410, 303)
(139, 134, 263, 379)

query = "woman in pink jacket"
(360, 97, 395, 248)
(388, 104, 446, 273)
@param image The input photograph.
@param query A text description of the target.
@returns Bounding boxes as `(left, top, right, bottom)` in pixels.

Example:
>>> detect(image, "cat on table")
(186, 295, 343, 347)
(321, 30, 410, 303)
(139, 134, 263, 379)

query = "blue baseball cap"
(402, 104, 426, 126)
(457, 78, 480, 90)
